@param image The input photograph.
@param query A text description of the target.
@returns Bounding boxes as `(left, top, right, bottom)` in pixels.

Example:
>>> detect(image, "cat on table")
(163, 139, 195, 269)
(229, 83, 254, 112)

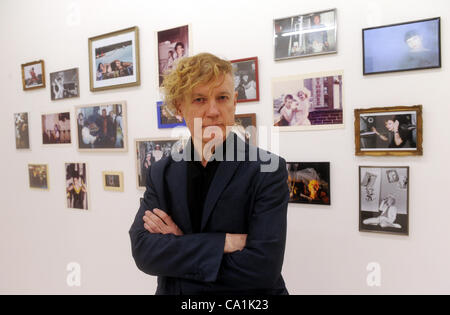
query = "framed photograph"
(21, 60, 46, 90)
(88, 26, 140, 91)
(274, 8, 337, 60)
(41, 112, 71, 145)
(234, 113, 257, 146)
(14, 112, 30, 149)
(230, 57, 260, 103)
(359, 166, 409, 236)
(157, 101, 186, 129)
(50, 68, 79, 100)
(286, 162, 330, 205)
(102, 171, 124, 192)
(157, 24, 191, 87)
(66, 163, 89, 210)
(355, 105, 423, 156)
(363, 17, 441, 75)
(28, 164, 49, 190)
(136, 138, 184, 189)
(273, 70, 344, 131)
(75, 101, 127, 152)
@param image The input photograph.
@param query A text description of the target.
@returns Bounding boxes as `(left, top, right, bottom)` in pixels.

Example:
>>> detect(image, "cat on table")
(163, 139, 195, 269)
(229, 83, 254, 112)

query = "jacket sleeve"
(129, 163, 226, 282)
(215, 157, 289, 289)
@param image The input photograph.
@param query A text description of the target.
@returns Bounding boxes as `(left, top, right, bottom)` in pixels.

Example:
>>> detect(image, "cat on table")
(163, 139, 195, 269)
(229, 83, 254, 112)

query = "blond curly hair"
(162, 53, 233, 112)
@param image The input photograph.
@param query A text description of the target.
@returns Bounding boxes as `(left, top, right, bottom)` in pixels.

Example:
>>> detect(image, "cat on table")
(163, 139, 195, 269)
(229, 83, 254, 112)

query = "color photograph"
(21, 60, 45, 90)
(41, 112, 71, 145)
(102, 171, 124, 192)
(157, 101, 186, 129)
(28, 164, 49, 190)
(66, 163, 88, 210)
(14, 112, 30, 149)
(50, 68, 79, 100)
(234, 113, 257, 146)
(231, 57, 260, 103)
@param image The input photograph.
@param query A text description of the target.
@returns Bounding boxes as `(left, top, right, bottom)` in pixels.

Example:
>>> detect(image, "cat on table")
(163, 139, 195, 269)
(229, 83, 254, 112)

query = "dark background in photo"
(42, 112, 71, 144)
(28, 165, 48, 189)
(50, 68, 79, 100)
(287, 162, 330, 205)
(105, 174, 120, 188)
(14, 112, 30, 149)
(231, 58, 259, 102)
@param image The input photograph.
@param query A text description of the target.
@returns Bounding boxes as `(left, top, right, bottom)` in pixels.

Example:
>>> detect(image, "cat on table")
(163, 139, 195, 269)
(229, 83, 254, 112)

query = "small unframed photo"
(66, 163, 89, 210)
(28, 164, 49, 190)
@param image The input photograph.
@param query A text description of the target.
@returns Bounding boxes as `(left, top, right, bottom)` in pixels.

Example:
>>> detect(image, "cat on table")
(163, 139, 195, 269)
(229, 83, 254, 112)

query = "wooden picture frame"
(102, 171, 124, 192)
(230, 57, 260, 103)
(21, 60, 46, 90)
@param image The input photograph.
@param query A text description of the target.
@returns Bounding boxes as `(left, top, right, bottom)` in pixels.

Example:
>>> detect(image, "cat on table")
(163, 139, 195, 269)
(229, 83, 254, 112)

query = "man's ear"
(233, 91, 238, 107)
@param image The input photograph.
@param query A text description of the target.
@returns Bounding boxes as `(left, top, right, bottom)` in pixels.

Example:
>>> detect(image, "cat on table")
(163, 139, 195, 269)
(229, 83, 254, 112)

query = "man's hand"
(224, 233, 247, 254)
(143, 209, 184, 236)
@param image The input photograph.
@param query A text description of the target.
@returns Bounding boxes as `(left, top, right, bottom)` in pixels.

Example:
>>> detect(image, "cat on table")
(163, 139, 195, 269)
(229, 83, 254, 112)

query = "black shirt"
(186, 139, 225, 233)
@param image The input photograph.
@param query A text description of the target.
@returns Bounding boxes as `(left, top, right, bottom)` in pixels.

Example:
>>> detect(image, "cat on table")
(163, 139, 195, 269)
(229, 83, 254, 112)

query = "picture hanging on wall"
(102, 171, 124, 192)
(272, 70, 344, 131)
(66, 163, 89, 211)
(28, 164, 49, 190)
(14, 112, 30, 149)
(21, 60, 46, 90)
(363, 17, 441, 75)
(355, 105, 423, 156)
(230, 57, 260, 103)
(359, 166, 409, 236)
(50, 68, 79, 100)
(157, 101, 186, 129)
(274, 8, 337, 60)
(286, 162, 330, 205)
(75, 101, 127, 152)
(234, 113, 257, 146)
(157, 24, 191, 87)
(41, 111, 72, 145)
(135, 138, 185, 189)
(88, 26, 140, 91)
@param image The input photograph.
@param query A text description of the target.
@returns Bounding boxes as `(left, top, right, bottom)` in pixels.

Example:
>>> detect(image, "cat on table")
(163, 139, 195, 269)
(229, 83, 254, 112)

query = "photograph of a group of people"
(22, 62, 44, 89)
(157, 25, 189, 86)
(95, 40, 134, 81)
(273, 73, 343, 128)
(136, 139, 180, 188)
(232, 58, 258, 102)
(41, 112, 71, 145)
(274, 9, 337, 59)
(50, 68, 79, 100)
(360, 167, 409, 235)
(157, 101, 185, 128)
(287, 162, 330, 205)
(14, 112, 30, 149)
(359, 112, 417, 150)
(28, 164, 49, 190)
(66, 163, 88, 210)
(76, 103, 125, 150)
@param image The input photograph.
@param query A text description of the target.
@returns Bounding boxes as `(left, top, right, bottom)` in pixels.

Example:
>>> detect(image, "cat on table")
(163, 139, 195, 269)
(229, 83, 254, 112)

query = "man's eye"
(218, 96, 229, 101)
(193, 98, 206, 103)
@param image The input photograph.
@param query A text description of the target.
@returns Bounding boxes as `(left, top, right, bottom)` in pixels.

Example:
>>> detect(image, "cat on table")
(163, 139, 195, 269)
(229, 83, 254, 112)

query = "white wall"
(0, 0, 449, 294)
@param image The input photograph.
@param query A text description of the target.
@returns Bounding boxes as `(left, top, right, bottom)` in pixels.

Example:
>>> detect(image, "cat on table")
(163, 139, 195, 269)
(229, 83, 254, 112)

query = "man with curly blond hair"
(129, 53, 289, 295)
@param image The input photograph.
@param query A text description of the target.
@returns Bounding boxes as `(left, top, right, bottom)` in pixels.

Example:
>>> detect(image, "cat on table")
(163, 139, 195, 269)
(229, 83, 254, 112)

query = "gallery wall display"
(234, 113, 257, 146)
(355, 105, 423, 156)
(50, 68, 80, 100)
(274, 8, 337, 60)
(66, 163, 89, 210)
(88, 26, 140, 91)
(230, 57, 260, 103)
(156, 101, 186, 129)
(41, 112, 71, 145)
(287, 162, 330, 205)
(28, 164, 49, 190)
(21, 60, 46, 91)
(363, 17, 441, 75)
(102, 171, 124, 192)
(273, 70, 344, 131)
(75, 101, 127, 152)
(157, 24, 191, 87)
(359, 166, 409, 236)
(14, 112, 30, 149)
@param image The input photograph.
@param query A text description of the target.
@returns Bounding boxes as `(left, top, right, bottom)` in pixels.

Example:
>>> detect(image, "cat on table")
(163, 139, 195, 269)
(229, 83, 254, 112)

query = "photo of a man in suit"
(129, 53, 289, 295)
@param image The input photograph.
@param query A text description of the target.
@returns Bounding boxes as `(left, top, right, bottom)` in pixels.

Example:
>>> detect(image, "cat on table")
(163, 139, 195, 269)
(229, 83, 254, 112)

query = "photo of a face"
(50, 68, 79, 100)
(66, 163, 88, 210)
(14, 112, 30, 149)
(28, 164, 49, 190)
(231, 57, 259, 103)
(41, 112, 71, 145)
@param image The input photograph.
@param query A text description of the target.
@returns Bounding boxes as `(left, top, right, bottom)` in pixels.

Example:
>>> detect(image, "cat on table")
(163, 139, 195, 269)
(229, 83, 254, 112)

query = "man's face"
(115, 60, 122, 69)
(102, 110, 107, 117)
(313, 16, 321, 25)
(178, 74, 237, 146)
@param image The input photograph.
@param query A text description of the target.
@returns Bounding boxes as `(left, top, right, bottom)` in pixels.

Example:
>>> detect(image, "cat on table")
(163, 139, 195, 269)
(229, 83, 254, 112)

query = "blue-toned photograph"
(157, 101, 186, 129)
(363, 17, 440, 75)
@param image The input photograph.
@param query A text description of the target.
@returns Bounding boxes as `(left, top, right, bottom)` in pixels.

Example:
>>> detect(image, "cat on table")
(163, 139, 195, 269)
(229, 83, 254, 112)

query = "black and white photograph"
(21, 60, 45, 90)
(355, 105, 423, 156)
(102, 171, 124, 192)
(363, 17, 441, 75)
(50, 68, 79, 100)
(287, 162, 330, 205)
(41, 112, 71, 145)
(230, 57, 260, 103)
(75, 102, 127, 151)
(28, 164, 49, 190)
(359, 166, 409, 236)
(14, 112, 30, 149)
(89, 26, 140, 91)
(274, 8, 337, 60)
(273, 71, 344, 131)
(234, 113, 257, 146)
(66, 163, 88, 210)
(157, 25, 190, 86)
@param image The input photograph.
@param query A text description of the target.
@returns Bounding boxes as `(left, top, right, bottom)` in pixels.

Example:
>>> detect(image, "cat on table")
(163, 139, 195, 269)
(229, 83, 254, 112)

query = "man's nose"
(205, 98, 220, 117)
